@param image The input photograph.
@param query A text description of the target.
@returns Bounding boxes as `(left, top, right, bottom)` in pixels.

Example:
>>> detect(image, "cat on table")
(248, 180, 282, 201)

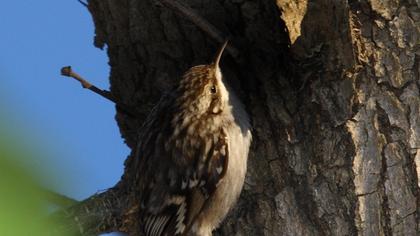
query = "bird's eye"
(210, 85, 217, 94)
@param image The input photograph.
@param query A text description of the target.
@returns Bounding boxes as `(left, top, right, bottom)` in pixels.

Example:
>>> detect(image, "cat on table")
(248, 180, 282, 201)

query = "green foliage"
(0, 130, 70, 235)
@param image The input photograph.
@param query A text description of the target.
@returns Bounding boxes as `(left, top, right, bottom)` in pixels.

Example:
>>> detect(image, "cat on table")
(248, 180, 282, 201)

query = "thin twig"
(77, 0, 88, 8)
(60, 66, 139, 117)
(156, 0, 240, 59)
(61, 66, 116, 103)
(42, 187, 79, 208)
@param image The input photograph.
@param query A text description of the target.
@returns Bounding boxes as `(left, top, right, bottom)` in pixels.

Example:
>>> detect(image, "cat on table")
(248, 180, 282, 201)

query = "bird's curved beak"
(213, 40, 229, 69)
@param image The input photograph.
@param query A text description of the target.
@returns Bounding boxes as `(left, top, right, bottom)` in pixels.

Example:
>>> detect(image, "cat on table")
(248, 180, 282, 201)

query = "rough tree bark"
(54, 0, 419, 235)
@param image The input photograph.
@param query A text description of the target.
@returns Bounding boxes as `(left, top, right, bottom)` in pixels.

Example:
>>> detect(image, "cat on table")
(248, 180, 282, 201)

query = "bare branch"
(60, 66, 115, 102)
(155, 0, 240, 59)
(60, 66, 140, 117)
(42, 187, 79, 208)
(49, 188, 129, 236)
(77, 0, 88, 8)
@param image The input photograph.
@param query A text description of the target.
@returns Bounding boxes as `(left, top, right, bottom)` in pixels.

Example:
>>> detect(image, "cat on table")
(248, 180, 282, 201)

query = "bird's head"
(176, 41, 230, 117)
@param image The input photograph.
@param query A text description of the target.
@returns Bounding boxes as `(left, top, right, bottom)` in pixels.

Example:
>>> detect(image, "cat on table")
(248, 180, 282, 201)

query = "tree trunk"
(56, 0, 419, 235)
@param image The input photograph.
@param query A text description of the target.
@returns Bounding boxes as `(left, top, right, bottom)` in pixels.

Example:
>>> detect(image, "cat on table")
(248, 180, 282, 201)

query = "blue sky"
(0, 0, 128, 204)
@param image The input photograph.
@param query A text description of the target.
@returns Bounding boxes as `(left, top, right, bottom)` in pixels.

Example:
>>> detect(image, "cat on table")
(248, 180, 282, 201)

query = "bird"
(135, 41, 252, 236)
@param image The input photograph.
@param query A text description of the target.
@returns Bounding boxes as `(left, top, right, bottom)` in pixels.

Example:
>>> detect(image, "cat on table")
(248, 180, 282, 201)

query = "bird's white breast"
(191, 87, 252, 235)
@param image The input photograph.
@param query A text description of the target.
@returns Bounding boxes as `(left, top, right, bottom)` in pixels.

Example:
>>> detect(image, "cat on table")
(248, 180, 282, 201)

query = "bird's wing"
(136, 95, 229, 236)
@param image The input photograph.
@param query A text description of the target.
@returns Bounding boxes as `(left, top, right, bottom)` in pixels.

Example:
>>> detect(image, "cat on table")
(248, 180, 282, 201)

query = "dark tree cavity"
(52, 0, 419, 235)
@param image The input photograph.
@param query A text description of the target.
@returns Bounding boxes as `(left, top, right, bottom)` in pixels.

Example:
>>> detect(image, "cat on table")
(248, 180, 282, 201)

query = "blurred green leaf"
(0, 130, 70, 235)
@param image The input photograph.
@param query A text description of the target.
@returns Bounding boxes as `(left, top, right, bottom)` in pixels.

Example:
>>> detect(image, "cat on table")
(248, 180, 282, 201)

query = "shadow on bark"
(52, 0, 419, 235)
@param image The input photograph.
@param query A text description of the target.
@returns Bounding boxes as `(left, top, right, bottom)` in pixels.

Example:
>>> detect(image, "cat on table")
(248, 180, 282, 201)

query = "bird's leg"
(60, 66, 140, 117)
